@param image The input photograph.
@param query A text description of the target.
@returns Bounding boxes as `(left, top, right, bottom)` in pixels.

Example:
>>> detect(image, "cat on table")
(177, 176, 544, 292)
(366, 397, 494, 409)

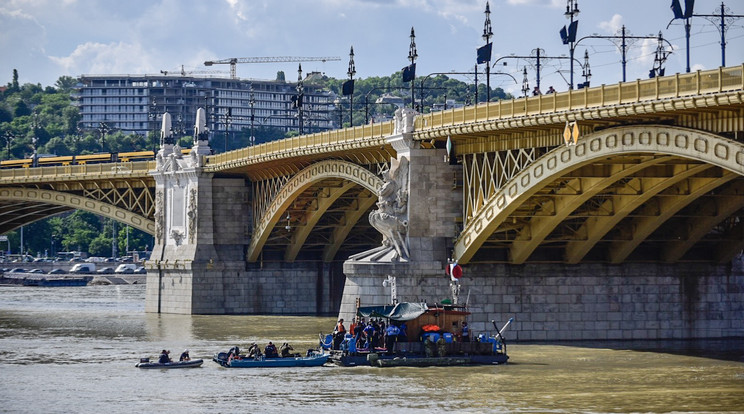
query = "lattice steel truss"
(462, 148, 545, 225)
(17, 179, 155, 219)
(252, 175, 291, 234)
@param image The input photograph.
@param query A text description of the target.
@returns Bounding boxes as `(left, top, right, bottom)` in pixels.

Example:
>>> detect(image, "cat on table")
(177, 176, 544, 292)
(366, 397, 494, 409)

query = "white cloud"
(506, 0, 562, 7)
(599, 14, 623, 34)
(49, 42, 157, 76)
(636, 37, 657, 66)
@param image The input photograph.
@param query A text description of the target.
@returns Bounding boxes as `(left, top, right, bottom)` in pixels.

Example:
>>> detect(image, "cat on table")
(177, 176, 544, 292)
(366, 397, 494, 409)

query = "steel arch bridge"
(1, 65, 743, 265)
(454, 125, 744, 264)
(0, 163, 156, 235)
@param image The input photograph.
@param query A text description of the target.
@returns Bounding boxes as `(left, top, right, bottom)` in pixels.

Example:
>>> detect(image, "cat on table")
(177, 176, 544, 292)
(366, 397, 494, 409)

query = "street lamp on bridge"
(572, 26, 672, 83)
(480, 1, 494, 102)
(494, 49, 585, 92)
(295, 64, 304, 135)
(405, 27, 418, 109)
(249, 88, 256, 146)
(346, 46, 356, 127)
(559, 0, 580, 89)
(668, 1, 743, 72)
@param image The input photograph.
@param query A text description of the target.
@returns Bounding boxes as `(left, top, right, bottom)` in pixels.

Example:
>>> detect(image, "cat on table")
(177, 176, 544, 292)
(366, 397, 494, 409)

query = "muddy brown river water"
(0, 285, 742, 413)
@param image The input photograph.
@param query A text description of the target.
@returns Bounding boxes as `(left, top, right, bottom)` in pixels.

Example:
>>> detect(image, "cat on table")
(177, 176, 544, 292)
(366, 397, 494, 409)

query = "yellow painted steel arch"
(247, 160, 383, 262)
(454, 125, 744, 264)
(0, 188, 155, 235)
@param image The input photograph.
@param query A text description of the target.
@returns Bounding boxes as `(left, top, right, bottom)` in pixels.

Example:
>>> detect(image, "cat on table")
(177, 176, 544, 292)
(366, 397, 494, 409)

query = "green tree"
(13, 100, 31, 117)
(10, 69, 19, 92)
(117, 225, 150, 254)
(54, 76, 78, 93)
(57, 211, 100, 253)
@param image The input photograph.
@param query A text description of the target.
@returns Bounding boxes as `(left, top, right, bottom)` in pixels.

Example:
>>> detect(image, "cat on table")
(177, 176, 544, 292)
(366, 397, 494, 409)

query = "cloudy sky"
(2, 0, 743, 95)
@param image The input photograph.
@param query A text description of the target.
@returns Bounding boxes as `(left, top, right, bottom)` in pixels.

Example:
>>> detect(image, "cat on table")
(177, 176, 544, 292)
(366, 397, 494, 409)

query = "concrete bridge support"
(144, 143, 345, 315)
(340, 108, 464, 321)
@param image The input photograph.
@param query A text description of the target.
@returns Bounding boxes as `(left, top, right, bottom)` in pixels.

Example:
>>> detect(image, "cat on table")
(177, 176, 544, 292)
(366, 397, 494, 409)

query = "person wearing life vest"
(264, 341, 278, 358)
(332, 319, 346, 350)
(179, 349, 190, 361)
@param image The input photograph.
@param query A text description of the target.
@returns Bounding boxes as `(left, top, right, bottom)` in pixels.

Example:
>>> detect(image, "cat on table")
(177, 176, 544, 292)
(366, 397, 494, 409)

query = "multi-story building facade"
(74, 74, 337, 144)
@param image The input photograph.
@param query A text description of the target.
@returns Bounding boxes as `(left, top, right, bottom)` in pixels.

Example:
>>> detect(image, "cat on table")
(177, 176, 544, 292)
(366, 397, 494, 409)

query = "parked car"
(134, 266, 147, 274)
(69, 263, 96, 274)
(114, 264, 137, 274)
(28, 269, 44, 274)
(47, 268, 67, 275)
(9, 268, 28, 273)
(96, 267, 114, 274)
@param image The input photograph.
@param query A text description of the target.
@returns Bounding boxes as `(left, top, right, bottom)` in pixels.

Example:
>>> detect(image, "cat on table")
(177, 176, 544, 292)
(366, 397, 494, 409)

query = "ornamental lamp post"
(347, 46, 356, 127)
(521, 67, 530, 97)
(482, 1, 494, 102)
(407, 27, 418, 109)
(296, 64, 304, 135)
(581, 49, 592, 88)
(560, 0, 580, 89)
(249, 88, 256, 146)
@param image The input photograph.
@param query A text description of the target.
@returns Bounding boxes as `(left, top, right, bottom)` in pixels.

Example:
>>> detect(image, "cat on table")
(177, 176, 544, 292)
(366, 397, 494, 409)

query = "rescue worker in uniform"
(332, 319, 346, 350)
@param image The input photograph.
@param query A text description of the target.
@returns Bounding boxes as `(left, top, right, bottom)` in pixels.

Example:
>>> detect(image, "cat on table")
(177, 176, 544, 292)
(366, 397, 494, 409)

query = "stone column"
(145, 135, 249, 314)
(339, 108, 462, 321)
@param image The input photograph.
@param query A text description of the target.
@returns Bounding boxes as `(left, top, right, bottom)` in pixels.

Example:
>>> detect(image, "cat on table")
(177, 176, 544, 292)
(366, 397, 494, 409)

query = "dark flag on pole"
(560, 25, 569, 44)
(477, 43, 492, 64)
(670, 0, 684, 19)
(342, 79, 355, 96)
(671, 0, 694, 19)
(402, 63, 416, 82)
(567, 20, 578, 43)
(683, 0, 695, 18)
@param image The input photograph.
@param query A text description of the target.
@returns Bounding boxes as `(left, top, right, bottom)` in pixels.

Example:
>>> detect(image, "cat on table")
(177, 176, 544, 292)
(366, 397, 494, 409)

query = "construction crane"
(203, 56, 342, 79)
(160, 65, 228, 76)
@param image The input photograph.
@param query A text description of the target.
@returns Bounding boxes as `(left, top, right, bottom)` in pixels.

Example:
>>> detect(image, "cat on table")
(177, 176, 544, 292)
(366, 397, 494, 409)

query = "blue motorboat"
(212, 351, 328, 368)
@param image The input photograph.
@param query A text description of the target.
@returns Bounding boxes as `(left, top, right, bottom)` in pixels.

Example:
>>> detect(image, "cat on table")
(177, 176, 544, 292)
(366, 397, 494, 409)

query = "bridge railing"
(207, 121, 394, 166)
(415, 65, 744, 130)
(0, 161, 155, 181)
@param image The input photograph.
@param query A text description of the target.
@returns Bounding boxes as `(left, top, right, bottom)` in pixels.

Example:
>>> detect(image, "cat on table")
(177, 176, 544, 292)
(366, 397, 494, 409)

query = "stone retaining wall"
(340, 260, 744, 341)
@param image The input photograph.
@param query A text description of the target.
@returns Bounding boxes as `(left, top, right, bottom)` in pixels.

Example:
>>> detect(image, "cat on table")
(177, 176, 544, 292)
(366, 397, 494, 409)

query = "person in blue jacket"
(385, 323, 401, 354)
(461, 322, 470, 342)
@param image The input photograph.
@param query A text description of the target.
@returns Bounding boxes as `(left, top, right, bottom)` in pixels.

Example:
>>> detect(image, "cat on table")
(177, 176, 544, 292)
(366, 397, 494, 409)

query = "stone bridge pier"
(144, 114, 344, 315)
(340, 108, 464, 322)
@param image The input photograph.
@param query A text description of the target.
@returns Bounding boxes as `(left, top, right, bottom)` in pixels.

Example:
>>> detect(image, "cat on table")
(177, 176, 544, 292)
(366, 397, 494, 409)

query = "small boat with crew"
(212, 349, 329, 368)
(323, 302, 512, 368)
(135, 358, 204, 369)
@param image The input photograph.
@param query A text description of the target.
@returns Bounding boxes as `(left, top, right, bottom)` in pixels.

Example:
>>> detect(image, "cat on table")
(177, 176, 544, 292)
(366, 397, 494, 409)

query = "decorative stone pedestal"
(339, 108, 462, 321)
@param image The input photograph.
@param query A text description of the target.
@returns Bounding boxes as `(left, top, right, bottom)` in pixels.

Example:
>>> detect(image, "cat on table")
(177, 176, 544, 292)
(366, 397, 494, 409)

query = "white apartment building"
(74, 74, 337, 141)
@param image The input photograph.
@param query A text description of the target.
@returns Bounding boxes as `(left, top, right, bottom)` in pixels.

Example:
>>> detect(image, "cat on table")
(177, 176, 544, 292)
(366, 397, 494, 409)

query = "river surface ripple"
(0, 285, 742, 413)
